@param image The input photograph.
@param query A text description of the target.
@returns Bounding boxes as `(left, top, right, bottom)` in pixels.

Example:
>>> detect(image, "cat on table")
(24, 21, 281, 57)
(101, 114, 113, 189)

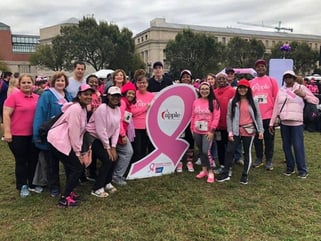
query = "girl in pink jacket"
(191, 82, 220, 183)
(48, 84, 95, 207)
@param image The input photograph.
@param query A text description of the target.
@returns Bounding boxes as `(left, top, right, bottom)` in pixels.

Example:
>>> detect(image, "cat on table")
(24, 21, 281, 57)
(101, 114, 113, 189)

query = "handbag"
(38, 112, 63, 140)
(274, 98, 287, 127)
(241, 123, 256, 134)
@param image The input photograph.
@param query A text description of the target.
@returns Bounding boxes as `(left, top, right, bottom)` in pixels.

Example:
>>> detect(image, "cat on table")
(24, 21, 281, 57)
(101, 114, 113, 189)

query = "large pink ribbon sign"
(127, 84, 197, 179)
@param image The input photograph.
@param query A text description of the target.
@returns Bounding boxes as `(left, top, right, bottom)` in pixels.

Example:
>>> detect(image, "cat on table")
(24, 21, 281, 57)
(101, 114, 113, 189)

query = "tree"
(30, 42, 64, 71)
(225, 37, 265, 68)
(59, 17, 138, 73)
(31, 17, 142, 73)
(165, 29, 224, 79)
(270, 41, 318, 74)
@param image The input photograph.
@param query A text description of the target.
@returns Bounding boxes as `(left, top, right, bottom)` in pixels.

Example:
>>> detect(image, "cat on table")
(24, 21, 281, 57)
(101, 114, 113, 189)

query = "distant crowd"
(0, 59, 319, 207)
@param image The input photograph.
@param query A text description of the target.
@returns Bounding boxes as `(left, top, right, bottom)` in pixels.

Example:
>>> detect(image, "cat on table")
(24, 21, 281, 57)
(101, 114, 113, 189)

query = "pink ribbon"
(128, 85, 197, 177)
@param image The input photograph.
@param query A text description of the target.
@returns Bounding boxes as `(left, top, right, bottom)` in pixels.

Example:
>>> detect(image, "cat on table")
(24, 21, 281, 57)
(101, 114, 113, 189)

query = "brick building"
(0, 22, 39, 75)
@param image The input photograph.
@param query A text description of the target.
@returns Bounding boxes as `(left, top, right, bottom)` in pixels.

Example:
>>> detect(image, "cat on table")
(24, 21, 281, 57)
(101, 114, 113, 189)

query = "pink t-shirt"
(250, 75, 279, 120)
(4, 90, 39, 136)
(131, 91, 155, 129)
(239, 99, 254, 136)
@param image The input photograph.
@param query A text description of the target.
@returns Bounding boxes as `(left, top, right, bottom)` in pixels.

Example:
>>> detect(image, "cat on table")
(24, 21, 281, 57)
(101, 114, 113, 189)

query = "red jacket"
(214, 86, 236, 130)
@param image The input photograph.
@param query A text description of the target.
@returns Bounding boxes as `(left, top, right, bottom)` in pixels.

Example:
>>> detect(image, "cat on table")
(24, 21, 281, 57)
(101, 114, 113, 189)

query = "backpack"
(303, 101, 319, 123)
(38, 112, 63, 140)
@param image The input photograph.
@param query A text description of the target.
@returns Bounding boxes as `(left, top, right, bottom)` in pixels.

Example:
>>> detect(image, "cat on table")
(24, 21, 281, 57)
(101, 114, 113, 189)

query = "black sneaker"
(298, 172, 308, 179)
(283, 170, 295, 176)
(57, 196, 78, 208)
(217, 173, 230, 183)
(252, 159, 263, 168)
(240, 175, 248, 185)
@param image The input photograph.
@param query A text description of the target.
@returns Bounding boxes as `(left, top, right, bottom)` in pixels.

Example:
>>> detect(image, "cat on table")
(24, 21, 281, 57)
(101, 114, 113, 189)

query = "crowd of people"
(0, 59, 319, 208)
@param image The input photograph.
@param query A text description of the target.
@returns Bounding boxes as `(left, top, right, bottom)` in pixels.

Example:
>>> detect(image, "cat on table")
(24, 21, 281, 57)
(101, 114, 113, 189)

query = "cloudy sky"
(1, 0, 321, 36)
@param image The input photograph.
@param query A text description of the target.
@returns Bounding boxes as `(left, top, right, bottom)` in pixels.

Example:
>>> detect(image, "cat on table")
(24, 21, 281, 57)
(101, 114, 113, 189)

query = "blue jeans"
(280, 124, 307, 174)
(113, 141, 134, 180)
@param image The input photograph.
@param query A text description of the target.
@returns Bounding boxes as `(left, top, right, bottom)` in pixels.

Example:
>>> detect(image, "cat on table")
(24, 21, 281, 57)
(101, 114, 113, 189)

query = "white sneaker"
(195, 158, 201, 165)
(105, 183, 117, 193)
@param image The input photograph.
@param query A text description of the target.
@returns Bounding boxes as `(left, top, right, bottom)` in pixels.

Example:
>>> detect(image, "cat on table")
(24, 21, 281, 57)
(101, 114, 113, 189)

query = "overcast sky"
(1, 0, 321, 36)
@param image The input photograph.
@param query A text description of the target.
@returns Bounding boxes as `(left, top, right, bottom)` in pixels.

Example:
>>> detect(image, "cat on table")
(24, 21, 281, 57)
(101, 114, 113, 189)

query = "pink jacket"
(86, 103, 120, 149)
(47, 102, 87, 156)
(250, 75, 279, 120)
(270, 82, 319, 126)
(191, 98, 220, 134)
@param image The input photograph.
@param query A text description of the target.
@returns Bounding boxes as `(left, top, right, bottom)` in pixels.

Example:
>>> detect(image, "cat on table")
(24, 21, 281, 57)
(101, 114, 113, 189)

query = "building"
(0, 22, 39, 74)
(134, 18, 321, 72)
(40, 17, 79, 45)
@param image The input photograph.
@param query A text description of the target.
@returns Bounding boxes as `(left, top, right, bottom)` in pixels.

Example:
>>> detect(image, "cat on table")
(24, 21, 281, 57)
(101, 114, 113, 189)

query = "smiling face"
(237, 86, 249, 97)
(255, 63, 267, 77)
(199, 84, 210, 99)
(54, 76, 67, 91)
(113, 70, 126, 87)
(216, 75, 228, 88)
(77, 90, 93, 106)
(136, 77, 148, 92)
(87, 76, 99, 90)
(207, 75, 216, 87)
(19, 75, 34, 94)
(126, 90, 136, 102)
(180, 73, 192, 84)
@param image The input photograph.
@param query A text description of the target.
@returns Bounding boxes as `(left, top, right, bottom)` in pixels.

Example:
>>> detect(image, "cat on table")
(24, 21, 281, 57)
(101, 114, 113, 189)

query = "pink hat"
(108, 86, 121, 95)
(121, 81, 136, 94)
(78, 84, 95, 93)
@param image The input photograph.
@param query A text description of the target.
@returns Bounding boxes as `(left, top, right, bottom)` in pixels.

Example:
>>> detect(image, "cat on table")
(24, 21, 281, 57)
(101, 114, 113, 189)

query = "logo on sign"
(161, 109, 182, 120)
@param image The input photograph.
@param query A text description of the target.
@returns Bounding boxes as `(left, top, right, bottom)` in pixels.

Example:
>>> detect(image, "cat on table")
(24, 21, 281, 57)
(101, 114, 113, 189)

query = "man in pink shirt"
(250, 59, 279, 170)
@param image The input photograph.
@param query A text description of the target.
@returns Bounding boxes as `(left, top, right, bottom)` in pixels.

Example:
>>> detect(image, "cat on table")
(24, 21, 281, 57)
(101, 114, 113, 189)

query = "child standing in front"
(217, 79, 264, 184)
(191, 82, 220, 183)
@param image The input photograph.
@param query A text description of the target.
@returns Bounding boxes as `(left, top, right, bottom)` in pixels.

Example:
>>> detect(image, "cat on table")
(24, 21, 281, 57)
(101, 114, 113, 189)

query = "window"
(18, 65, 31, 73)
(12, 35, 39, 53)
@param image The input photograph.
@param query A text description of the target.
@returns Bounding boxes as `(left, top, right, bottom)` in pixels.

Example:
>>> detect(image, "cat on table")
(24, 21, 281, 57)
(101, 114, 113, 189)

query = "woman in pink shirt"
(3, 74, 39, 197)
(131, 69, 155, 163)
(217, 79, 263, 184)
(191, 82, 220, 183)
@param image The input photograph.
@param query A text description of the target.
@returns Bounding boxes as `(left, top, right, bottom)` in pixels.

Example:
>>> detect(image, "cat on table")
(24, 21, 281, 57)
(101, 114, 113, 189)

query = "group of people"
(0, 58, 318, 207)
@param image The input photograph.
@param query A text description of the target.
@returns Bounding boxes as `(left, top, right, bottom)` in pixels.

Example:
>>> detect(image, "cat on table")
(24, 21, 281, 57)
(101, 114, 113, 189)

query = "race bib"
(123, 111, 132, 124)
(195, 121, 208, 131)
(254, 95, 267, 104)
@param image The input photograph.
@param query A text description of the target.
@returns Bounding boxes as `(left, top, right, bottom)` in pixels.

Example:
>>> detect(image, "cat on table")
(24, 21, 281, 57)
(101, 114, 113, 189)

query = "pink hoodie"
(47, 102, 87, 156)
(86, 103, 121, 149)
(250, 75, 279, 120)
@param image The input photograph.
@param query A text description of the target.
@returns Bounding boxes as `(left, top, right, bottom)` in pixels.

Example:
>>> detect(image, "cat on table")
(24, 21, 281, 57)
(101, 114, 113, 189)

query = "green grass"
(1, 130, 321, 241)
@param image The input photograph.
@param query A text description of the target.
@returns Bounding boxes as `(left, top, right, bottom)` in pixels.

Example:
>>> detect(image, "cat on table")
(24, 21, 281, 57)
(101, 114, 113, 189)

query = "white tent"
(91, 69, 114, 79)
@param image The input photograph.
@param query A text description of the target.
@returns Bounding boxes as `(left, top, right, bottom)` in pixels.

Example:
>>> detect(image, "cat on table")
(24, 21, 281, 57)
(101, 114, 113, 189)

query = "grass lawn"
(1, 129, 321, 241)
